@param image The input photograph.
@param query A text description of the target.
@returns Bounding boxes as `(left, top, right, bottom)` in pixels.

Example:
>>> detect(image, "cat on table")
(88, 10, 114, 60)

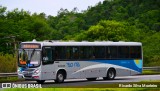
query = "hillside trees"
(0, 7, 56, 53)
(74, 20, 144, 42)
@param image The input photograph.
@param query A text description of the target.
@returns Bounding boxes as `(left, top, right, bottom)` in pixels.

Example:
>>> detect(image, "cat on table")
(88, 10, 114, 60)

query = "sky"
(0, 0, 104, 16)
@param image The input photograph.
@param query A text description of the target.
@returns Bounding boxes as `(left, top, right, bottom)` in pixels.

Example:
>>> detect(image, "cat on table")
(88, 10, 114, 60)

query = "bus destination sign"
(21, 44, 41, 49)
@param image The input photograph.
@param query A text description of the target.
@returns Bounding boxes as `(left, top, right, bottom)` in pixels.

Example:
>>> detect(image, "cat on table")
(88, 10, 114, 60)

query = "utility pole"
(1, 35, 20, 69)
(7, 35, 19, 68)
(4, 35, 19, 57)
(10, 36, 17, 57)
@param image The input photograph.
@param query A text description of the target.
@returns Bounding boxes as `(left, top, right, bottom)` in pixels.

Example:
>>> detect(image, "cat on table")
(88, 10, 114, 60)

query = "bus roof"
(21, 40, 142, 46)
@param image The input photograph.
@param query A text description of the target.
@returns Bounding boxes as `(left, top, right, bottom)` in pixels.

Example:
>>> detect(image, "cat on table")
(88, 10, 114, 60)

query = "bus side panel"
(130, 70, 140, 75)
(78, 61, 107, 78)
(131, 59, 143, 75)
(116, 68, 131, 76)
(41, 64, 56, 80)
(63, 61, 81, 79)
(91, 59, 142, 76)
(65, 61, 107, 79)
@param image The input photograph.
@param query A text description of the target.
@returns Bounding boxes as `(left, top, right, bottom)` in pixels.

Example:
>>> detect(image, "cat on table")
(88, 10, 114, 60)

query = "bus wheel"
(103, 68, 116, 80)
(55, 71, 64, 83)
(36, 80, 45, 84)
(87, 78, 97, 81)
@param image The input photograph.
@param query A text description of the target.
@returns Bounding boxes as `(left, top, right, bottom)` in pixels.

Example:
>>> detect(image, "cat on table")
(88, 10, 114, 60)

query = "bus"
(17, 39, 143, 84)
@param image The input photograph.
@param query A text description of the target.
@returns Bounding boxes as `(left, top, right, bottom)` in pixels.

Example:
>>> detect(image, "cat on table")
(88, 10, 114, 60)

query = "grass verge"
(142, 70, 160, 75)
(0, 76, 24, 83)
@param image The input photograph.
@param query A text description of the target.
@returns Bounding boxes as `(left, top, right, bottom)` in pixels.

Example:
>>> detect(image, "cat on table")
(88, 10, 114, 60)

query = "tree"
(74, 20, 130, 41)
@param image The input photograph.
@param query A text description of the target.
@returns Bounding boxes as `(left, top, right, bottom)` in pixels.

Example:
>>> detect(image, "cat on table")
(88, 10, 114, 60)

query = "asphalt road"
(1, 75, 160, 88)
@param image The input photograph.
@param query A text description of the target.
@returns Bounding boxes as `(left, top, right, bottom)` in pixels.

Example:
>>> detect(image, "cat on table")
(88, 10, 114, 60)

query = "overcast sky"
(0, 0, 104, 16)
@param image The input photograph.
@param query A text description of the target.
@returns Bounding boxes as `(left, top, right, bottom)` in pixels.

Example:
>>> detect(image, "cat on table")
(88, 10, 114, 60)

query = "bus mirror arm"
(43, 57, 48, 61)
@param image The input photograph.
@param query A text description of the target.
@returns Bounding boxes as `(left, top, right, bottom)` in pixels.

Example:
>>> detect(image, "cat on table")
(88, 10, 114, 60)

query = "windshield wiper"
(30, 49, 35, 61)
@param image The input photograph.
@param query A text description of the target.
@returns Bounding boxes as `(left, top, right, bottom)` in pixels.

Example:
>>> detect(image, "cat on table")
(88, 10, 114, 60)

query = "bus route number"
(66, 62, 80, 67)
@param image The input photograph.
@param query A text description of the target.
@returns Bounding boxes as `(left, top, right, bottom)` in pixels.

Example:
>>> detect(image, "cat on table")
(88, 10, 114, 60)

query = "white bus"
(17, 40, 143, 84)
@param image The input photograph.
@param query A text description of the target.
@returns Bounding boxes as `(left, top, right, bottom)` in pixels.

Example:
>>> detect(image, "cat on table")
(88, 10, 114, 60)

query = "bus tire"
(36, 80, 45, 84)
(87, 78, 97, 81)
(103, 68, 116, 80)
(55, 71, 65, 83)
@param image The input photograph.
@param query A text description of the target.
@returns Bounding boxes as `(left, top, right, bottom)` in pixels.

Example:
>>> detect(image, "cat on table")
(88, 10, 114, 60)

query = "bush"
(0, 53, 17, 73)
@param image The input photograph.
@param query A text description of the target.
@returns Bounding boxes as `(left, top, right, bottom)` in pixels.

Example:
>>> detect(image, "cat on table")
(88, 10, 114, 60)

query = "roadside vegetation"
(0, 77, 21, 83)
(142, 70, 160, 75)
(0, 53, 16, 72)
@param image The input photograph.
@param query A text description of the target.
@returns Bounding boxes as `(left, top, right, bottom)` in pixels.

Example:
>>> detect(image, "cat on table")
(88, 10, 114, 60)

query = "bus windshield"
(18, 49, 41, 67)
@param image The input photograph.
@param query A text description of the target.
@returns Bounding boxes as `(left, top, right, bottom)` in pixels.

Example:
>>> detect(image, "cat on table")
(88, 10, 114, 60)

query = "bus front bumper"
(18, 73, 41, 80)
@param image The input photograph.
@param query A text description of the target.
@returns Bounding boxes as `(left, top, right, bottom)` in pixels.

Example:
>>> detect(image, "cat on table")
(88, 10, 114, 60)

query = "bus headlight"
(33, 69, 40, 75)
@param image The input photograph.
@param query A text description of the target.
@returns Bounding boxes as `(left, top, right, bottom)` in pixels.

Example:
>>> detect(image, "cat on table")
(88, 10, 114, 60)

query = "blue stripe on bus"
(88, 59, 142, 73)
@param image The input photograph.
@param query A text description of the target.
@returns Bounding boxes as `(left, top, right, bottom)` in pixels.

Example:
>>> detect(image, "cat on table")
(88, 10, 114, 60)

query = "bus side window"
(55, 46, 66, 60)
(130, 46, 141, 59)
(42, 47, 54, 65)
(106, 46, 109, 59)
(118, 46, 129, 59)
(94, 46, 105, 59)
(108, 46, 117, 59)
(66, 47, 71, 60)
(72, 47, 79, 59)
(80, 46, 93, 60)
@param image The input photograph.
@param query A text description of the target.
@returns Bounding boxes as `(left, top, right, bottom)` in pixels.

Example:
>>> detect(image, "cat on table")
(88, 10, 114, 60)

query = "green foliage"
(74, 20, 144, 42)
(0, 77, 21, 83)
(0, 53, 16, 72)
(74, 20, 127, 41)
(142, 32, 160, 66)
(142, 70, 160, 75)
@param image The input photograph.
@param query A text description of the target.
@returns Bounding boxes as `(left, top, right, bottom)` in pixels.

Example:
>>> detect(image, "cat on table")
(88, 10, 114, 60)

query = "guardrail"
(0, 72, 17, 77)
(0, 67, 159, 77)
(143, 66, 160, 72)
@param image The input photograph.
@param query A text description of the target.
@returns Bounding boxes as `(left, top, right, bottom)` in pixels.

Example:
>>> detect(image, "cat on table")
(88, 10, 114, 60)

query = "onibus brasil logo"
(1, 83, 42, 88)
